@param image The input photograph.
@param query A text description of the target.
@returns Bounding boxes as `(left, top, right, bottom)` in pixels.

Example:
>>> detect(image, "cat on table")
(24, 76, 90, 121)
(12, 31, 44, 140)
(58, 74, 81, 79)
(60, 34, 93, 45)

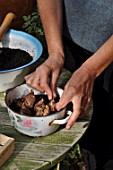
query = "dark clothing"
(63, 36, 113, 170)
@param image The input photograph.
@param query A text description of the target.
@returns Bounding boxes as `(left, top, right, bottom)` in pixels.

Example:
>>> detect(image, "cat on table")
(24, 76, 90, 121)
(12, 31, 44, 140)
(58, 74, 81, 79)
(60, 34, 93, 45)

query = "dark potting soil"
(0, 47, 33, 70)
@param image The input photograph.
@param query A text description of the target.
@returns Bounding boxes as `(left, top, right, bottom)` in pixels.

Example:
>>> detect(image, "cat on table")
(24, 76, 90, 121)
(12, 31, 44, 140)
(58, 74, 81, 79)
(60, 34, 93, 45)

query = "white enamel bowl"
(5, 84, 71, 137)
(0, 29, 43, 92)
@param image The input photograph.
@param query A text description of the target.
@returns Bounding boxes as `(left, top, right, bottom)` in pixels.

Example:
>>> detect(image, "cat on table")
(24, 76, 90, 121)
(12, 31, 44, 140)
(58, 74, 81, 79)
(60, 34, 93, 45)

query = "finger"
(66, 98, 81, 129)
(24, 72, 34, 82)
(50, 71, 59, 97)
(25, 67, 53, 99)
(56, 86, 74, 111)
(82, 97, 91, 116)
(81, 91, 92, 115)
(25, 72, 45, 92)
(40, 78, 53, 100)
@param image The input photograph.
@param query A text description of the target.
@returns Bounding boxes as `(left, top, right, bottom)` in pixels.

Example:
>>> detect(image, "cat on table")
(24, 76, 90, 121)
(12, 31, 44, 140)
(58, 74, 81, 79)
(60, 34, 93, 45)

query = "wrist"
(49, 50, 65, 61)
(81, 63, 97, 79)
(48, 51, 65, 66)
(47, 38, 64, 59)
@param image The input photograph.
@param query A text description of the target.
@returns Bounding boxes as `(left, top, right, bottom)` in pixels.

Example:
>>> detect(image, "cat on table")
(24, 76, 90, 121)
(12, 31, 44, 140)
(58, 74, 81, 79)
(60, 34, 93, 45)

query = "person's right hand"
(25, 52, 64, 100)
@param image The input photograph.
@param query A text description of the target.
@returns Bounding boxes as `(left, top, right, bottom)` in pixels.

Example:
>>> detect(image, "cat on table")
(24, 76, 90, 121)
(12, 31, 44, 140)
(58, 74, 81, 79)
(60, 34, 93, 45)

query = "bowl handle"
(0, 12, 16, 41)
(49, 110, 72, 126)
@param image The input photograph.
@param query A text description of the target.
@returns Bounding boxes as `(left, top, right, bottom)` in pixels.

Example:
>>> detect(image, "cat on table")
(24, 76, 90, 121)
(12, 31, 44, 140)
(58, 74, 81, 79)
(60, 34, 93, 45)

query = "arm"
(25, 1, 64, 99)
(37, 0, 64, 57)
(56, 34, 113, 129)
(82, 35, 113, 78)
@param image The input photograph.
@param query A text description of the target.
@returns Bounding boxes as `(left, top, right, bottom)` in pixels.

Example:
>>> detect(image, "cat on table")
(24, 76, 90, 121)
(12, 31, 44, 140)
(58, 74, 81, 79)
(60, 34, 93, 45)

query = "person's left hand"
(55, 65, 96, 129)
(25, 52, 64, 100)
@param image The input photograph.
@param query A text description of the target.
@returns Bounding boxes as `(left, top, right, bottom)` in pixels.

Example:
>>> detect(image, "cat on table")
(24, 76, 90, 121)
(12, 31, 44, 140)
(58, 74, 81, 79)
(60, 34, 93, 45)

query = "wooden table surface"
(0, 69, 93, 170)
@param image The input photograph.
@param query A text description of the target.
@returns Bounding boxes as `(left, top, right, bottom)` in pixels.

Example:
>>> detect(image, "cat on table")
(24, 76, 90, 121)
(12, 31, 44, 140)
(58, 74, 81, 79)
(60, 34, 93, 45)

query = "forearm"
(82, 35, 113, 78)
(37, 0, 64, 57)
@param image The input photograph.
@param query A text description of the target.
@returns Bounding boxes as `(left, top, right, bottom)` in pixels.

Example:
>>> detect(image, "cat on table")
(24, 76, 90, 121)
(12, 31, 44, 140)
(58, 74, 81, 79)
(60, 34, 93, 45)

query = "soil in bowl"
(9, 91, 60, 117)
(0, 47, 33, 70)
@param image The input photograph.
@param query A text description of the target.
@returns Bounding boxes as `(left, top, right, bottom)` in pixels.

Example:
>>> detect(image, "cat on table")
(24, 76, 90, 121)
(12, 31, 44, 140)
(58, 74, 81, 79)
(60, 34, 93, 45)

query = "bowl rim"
(0, 29, 43, 73)
(7, 106, 65, 118)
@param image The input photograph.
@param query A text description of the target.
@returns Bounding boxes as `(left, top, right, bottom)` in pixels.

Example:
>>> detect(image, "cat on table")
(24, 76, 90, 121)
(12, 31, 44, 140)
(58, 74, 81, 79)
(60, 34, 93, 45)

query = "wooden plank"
(0, 119, 89, 169)
(0, 93, 4, 98)
(0, 111, 90, 148)
(0, 90, 92, 170)
(0, 112, 10, 126)
(10, 142, 70, 162)
(1, 141, 70, 170)
(0, 122, 88, 147)
(0, 134, 15, 167)
(0, 101, 7, 112)
(1, 158, 49, 170)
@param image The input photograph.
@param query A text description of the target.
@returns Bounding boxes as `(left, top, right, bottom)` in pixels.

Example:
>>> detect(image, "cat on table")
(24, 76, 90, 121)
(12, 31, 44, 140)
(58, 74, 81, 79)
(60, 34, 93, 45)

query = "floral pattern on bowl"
(5, 84, 66, 137)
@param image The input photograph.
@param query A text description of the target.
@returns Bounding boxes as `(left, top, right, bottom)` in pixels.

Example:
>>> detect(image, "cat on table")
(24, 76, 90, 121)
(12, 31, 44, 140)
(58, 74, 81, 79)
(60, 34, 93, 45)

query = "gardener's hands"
(25, 52, 96, 130)
(25, 52, 64, 100)
(56, 65, 96, 129)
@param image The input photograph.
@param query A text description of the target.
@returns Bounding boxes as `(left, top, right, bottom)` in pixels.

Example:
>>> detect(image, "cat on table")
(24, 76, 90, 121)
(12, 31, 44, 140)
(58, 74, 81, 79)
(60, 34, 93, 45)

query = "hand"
(56, 65, 96, 129)
(25, 52, 64, 100)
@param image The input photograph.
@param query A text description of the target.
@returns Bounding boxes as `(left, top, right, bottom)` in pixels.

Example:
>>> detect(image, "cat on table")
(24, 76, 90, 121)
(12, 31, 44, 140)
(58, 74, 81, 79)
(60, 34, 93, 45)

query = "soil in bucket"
(0, 47, 33, 71)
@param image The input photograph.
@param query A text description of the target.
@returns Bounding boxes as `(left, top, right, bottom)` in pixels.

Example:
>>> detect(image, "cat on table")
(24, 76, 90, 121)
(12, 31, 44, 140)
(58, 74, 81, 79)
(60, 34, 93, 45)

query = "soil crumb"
(0, 47, 33, 70)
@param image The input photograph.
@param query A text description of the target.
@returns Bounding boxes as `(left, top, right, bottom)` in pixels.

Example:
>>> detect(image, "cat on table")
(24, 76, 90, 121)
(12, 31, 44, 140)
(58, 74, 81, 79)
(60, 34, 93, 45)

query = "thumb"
(55, 99, 66, 111)
(55, 102, 62, 111)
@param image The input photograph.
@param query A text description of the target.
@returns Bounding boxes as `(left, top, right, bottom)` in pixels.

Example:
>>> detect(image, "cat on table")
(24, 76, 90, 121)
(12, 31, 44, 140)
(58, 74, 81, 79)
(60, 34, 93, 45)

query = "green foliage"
(60, 144, 85, 170)
(69, 144, 81, 159)
(22, 10, 44, 38)
(50, 144, 85, 170)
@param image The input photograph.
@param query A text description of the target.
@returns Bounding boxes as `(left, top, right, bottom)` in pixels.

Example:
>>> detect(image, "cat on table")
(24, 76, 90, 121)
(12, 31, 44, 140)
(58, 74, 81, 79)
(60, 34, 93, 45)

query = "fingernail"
(48, 95, 52, 100)
(56, 108, 60, 111)
(48, 96, 52, 100)
(53, 92, 56, 98)
(66, 125, 71, 129)
(55, 105, 60, 111)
